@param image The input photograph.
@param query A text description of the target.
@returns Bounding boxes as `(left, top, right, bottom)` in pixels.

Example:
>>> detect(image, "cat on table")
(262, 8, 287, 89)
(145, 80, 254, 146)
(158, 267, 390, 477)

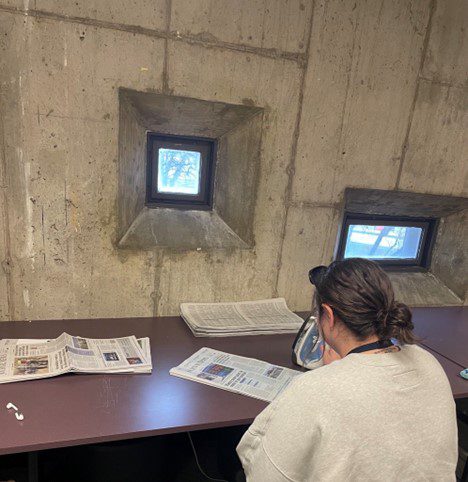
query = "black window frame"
(146, 133, 216, 210)
(336, 213, 438, 269)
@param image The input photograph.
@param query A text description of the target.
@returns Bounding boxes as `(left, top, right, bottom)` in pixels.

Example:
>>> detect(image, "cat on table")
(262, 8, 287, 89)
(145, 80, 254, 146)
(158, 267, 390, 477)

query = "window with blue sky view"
(344, 224, 423, 260)
(157, 148, 201, 195)
(147, 133, 214, 208)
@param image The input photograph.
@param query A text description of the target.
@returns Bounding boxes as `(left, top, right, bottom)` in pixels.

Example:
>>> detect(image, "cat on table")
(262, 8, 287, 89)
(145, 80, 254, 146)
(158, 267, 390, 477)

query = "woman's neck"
(335, 334, 380, 358)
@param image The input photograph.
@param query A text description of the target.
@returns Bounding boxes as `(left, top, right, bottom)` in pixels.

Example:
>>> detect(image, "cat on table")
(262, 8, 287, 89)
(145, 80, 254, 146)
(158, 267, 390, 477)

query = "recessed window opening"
(146, 133, 216, 209)
(337, 214, 437, 268)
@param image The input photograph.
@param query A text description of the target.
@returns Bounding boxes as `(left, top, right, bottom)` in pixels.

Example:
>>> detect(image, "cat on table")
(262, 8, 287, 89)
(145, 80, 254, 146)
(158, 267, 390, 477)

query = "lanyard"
(347, 339, 393, 356)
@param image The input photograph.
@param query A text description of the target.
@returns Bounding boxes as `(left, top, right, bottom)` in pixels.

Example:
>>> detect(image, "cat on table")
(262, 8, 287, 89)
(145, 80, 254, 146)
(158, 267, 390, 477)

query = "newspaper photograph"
(0, 333, 152, 384)
(170, 347, 302, 402)
(180, 298, 304, 337)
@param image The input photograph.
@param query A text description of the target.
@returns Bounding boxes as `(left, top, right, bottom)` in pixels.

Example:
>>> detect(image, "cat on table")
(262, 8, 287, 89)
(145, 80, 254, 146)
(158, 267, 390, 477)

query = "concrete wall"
(432, 209, 468, 302)
(0, 0, 466, 321)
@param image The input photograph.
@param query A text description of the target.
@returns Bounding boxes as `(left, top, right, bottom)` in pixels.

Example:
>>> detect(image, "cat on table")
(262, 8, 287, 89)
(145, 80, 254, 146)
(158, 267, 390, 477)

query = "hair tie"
(377, 309, 389, 327)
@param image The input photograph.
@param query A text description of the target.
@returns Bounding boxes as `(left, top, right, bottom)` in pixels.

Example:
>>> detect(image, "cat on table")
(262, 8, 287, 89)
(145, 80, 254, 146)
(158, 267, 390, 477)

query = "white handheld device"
(292, 314, 324, 370)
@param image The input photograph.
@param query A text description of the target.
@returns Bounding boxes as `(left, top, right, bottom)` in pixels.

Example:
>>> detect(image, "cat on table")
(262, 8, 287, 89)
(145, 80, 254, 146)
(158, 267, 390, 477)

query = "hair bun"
(388, 302, 413, 327)
(386, 302, 415, 343)
(309, 265, 328, 287)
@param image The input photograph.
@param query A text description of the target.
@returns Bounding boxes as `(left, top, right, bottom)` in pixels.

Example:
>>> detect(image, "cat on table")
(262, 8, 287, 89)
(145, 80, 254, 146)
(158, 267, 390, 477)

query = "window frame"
(336, 213, 438, 269)
(146, 133, 216, 209)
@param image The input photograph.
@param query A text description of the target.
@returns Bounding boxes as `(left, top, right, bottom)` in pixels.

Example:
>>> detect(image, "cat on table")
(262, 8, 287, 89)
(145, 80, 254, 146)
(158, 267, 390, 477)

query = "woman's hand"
(323, 345, 342, 365)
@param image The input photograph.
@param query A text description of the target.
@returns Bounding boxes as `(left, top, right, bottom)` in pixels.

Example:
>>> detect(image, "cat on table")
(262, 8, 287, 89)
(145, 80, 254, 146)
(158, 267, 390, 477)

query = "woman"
(237, 258, 458, 481)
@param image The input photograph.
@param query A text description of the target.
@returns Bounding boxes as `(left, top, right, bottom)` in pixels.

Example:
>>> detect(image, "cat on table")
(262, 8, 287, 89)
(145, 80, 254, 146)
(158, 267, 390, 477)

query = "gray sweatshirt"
(237, 345, 458, 481)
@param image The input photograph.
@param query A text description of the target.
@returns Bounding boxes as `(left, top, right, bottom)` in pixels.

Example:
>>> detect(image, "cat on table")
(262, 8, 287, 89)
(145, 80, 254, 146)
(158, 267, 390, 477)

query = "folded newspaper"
(170, 347, 302, 402)
(0, 333, 152, 384)
(180, 298, 304, 337)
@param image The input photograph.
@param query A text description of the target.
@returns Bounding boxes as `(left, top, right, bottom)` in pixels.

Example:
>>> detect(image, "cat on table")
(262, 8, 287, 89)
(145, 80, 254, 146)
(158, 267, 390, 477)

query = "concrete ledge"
(389, 271, 463, 307)
(118, 207, 250, 250)
(345, 188, 468, 218)
(123, 89, 263, 138)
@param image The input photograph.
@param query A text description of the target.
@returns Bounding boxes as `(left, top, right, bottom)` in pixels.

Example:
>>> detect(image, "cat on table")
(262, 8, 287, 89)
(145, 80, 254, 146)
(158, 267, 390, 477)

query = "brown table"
(0, 307, 466, 457)
(422, 345, 468, 397)
(412, 306, 468, 368)
(0, 316, 289, 456)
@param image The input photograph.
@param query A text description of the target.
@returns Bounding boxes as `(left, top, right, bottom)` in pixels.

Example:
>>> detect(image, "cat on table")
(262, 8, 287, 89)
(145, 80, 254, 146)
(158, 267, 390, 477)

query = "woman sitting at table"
(237, 258, 458, 481)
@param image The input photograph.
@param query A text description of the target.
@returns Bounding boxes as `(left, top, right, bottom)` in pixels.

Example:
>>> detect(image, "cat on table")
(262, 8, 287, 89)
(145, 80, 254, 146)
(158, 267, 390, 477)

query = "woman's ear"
(321, 304, 335, 330)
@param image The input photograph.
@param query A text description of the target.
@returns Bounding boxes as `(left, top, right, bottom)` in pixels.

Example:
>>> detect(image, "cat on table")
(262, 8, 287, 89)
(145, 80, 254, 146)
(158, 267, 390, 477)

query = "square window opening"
(336, 214, 438, 268)
(146, 133, 216, 209)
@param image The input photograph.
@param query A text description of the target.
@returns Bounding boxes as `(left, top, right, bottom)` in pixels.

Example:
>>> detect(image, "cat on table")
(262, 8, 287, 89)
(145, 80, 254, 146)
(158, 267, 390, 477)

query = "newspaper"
(180, 298, 304, 337)
(170, 347, 302, 402)
(0, 333, 152, 384)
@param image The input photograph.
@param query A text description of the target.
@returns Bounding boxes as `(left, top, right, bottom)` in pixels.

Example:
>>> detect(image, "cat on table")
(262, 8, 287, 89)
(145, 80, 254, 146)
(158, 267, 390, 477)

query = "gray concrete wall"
(0, 0, 466, 321)
(431, 209, 468, 301)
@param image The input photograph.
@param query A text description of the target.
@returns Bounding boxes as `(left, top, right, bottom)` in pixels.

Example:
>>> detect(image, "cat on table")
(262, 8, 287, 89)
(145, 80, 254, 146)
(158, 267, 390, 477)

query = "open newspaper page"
(0, 334, 152, 384)
(170, 347, 302, 402)
(180, 298, 304, 337)
(0, 334, 71, 384)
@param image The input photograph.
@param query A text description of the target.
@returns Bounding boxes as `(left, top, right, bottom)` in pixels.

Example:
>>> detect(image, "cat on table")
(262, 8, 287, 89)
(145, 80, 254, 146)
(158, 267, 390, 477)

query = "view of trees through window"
(157, 148, 201, 195)
(344, 224, 423, 260)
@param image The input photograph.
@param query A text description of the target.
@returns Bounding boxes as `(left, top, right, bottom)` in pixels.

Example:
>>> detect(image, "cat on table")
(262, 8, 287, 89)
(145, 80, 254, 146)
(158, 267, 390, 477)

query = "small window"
(146, 133, 216, 209)
(337, 214, 437, 268)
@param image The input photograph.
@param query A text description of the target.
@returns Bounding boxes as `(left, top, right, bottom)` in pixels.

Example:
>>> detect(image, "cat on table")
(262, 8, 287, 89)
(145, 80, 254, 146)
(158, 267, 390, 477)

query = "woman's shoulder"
(398, 344, 447, 369)
(399, 344, 453, 381)
(288, 356, 361, 397)
(285, 344, 449, 400)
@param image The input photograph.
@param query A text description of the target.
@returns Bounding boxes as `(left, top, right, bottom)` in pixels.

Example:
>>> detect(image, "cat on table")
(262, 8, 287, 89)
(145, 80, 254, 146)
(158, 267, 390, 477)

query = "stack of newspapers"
(180, 298, 304, 337)
(0, 333, 152, 384)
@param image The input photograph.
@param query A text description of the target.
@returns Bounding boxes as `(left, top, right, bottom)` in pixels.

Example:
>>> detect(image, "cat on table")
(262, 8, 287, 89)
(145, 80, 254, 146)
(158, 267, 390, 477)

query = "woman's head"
(309, 258, 416, 346)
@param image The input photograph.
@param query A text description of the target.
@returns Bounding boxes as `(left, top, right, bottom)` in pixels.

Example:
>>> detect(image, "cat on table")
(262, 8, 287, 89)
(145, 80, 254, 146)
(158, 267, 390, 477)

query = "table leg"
(28, 452, 38, 482)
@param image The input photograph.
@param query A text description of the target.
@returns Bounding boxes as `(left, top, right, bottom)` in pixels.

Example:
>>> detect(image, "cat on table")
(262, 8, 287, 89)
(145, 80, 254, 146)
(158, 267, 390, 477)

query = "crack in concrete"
(41, 205, 46, 266)
(395, 0, 436, 190)
(162, 0, 172, 94)
(152, 250, 164, 317)
(0, 4, 306, 66)
(172, 31, 307, 66)
(418, 76, 458, 88)
(37, 112, 109, 124)
(0, 94, 15, 319)
(64, 180, 68, 227)
(273, 0, 316, 297)
(288, 201, 339, 209)
(330, 11, 360, 202)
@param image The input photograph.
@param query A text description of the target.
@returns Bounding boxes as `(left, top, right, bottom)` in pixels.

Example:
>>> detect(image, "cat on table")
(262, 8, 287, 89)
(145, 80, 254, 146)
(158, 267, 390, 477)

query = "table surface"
(0, 307, 466, 456)
(412, 306, 468, 368)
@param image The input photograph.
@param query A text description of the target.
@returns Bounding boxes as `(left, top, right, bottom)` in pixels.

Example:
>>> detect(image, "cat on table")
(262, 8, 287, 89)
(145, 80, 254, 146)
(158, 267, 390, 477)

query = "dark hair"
(309, 258, 416, 344)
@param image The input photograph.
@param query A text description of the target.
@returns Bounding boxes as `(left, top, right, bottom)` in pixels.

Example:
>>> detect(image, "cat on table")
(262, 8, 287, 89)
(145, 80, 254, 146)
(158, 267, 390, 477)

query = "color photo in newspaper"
(0, 333, 152, 384)
(170, 347, 302, 402)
